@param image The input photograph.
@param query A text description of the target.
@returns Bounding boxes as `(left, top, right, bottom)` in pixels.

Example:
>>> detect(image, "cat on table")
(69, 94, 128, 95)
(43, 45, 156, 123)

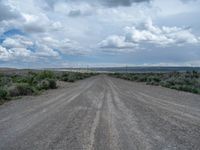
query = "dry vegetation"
(110, 71, 200, 94)
(0, 70, 97, 104)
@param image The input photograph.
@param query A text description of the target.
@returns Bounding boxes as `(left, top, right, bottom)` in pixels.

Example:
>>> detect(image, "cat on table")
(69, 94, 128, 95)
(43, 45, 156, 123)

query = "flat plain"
(0, 75, 200, 150)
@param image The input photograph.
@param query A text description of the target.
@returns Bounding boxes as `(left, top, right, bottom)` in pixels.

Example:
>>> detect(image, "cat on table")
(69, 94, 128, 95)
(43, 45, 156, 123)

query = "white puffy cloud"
(0, 35, 60, 62)
(9, 48, 33, 59)
(35, 44, 59, 57)
(22, 14, 46, 33)
(99, 19, 200, 50)
(0, 45, 59, 62)
(22, 13, 62, 33)
(98, 35, 137, 49)
(40, 36, 90, 55)
(0, 46, 12, 61)
(152, 0, 200, 17)
(124, 19, 200, 46)
(2, 35, 33, 48)
(0, 45, 35, 62)
(56, 39, 89, 55)
(0, 32, 89, 62)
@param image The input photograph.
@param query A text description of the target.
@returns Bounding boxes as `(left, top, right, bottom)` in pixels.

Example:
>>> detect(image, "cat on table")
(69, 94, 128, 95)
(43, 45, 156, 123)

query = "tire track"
(107, 78, 152, 150)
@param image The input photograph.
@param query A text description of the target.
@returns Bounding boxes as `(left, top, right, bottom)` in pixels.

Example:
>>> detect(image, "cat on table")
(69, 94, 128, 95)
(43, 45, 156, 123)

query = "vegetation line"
(0, 70, 97, 105)
(109, 71, 200, 95)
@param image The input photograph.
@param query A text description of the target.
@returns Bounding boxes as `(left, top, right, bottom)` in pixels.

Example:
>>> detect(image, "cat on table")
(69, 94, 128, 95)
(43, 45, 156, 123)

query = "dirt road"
(0, 75, 200, 150)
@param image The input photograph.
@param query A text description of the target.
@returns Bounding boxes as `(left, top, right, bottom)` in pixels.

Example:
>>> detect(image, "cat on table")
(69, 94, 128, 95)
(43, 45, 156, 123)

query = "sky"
(0, 0, 200, 68)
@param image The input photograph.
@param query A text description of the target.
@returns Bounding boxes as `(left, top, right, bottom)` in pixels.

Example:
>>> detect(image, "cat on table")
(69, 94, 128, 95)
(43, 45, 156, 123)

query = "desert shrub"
(137, 76, 147, 82)
(37, 79, 50, 90)
(0, 71, 96, 104)
(61, 76, 69, 82)
(27, 75, 36, 85)
(132, 75, 138, 81)
(36, 79, 57, 90)
(0, 76, 12, 87)
(67, 74, 76, 82)
(8, 83, 35, 97)
(160, 81, 171, 88)
(191, 88, 199, 94)
(177, 85, 197, 93)
(61, 73, 71, 82)
(61, 72, 95, 82)
(0, 71, 60, 104)
(12, 75, 27, 83)
(146, 81, 159, 86)
(48, 79, 57, 89)
(0, 88, 8, 100)
(36, 71, 55, 80)
(110, 71, 200, 94)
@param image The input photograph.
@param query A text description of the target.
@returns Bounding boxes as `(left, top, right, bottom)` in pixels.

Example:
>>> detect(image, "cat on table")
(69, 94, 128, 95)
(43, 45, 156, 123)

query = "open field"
(0, 75, 200, 150)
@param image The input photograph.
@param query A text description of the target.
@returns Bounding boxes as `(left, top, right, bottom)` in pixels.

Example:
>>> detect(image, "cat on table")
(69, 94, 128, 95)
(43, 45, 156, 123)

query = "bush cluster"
(8, 83, 35, 97)
(110, 71, 200, 94)
(0, 70, 97, 104)
(0, 71, 57, 103)
(60, 72, 96, 82)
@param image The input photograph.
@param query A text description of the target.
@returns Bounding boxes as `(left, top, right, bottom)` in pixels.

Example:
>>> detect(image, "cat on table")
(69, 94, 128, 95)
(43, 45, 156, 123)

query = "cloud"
(9, 48, 33, 59)
(180, 0, 197, 3)
(1, 0, 200, 67)
(2, 35, 33, 48)
(40, 36, 90, 55)
(0, 45, 35, 62)
(68, 10, 82, 17)
(125, 19, 200, 46)
(52, 2, 94, 17)
(0, 45, 11, 61)
(0, 1, 21, 21)
(101, 0, 150, 7)
(68, 9, 93, 17)
(0, 33, 89, 62)
(99, 19, 200, 50)
(0, 35, 60, 62)
(22, 13, 62, 33)
(58, 39, 90, 55)
(44, 0, 58, 8)
(45, 0, 150, 8)
(98, 35, 137, 49)
(0, 35, 35, 61)
(35, 43, 59, 57)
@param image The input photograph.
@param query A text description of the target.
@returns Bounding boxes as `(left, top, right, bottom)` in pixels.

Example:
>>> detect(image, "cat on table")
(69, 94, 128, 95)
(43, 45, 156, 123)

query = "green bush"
(61, 72, 95, 82)
(137, 76, 147, 82)
(36, 79, 57, 90)
(0, 76, 12, 87)
(67, 73, 76, 82)
(0, 88, 8, 100)
(61, 73, 69, 82)
(0, 71, 96, 104)
(36, 71, 55, 80)
(8, 83, 35, 97)
(110, 71, 200, 95)
(37, 79, 50, 90)
(48, 79, 57, 89)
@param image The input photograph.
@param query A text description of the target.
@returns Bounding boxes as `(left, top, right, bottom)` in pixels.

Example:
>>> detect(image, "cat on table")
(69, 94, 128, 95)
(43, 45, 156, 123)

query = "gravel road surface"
(0, 75, 200, 150)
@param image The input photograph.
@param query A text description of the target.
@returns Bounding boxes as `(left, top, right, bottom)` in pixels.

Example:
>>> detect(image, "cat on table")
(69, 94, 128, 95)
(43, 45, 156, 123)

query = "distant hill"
(89, 67, 200, 73)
